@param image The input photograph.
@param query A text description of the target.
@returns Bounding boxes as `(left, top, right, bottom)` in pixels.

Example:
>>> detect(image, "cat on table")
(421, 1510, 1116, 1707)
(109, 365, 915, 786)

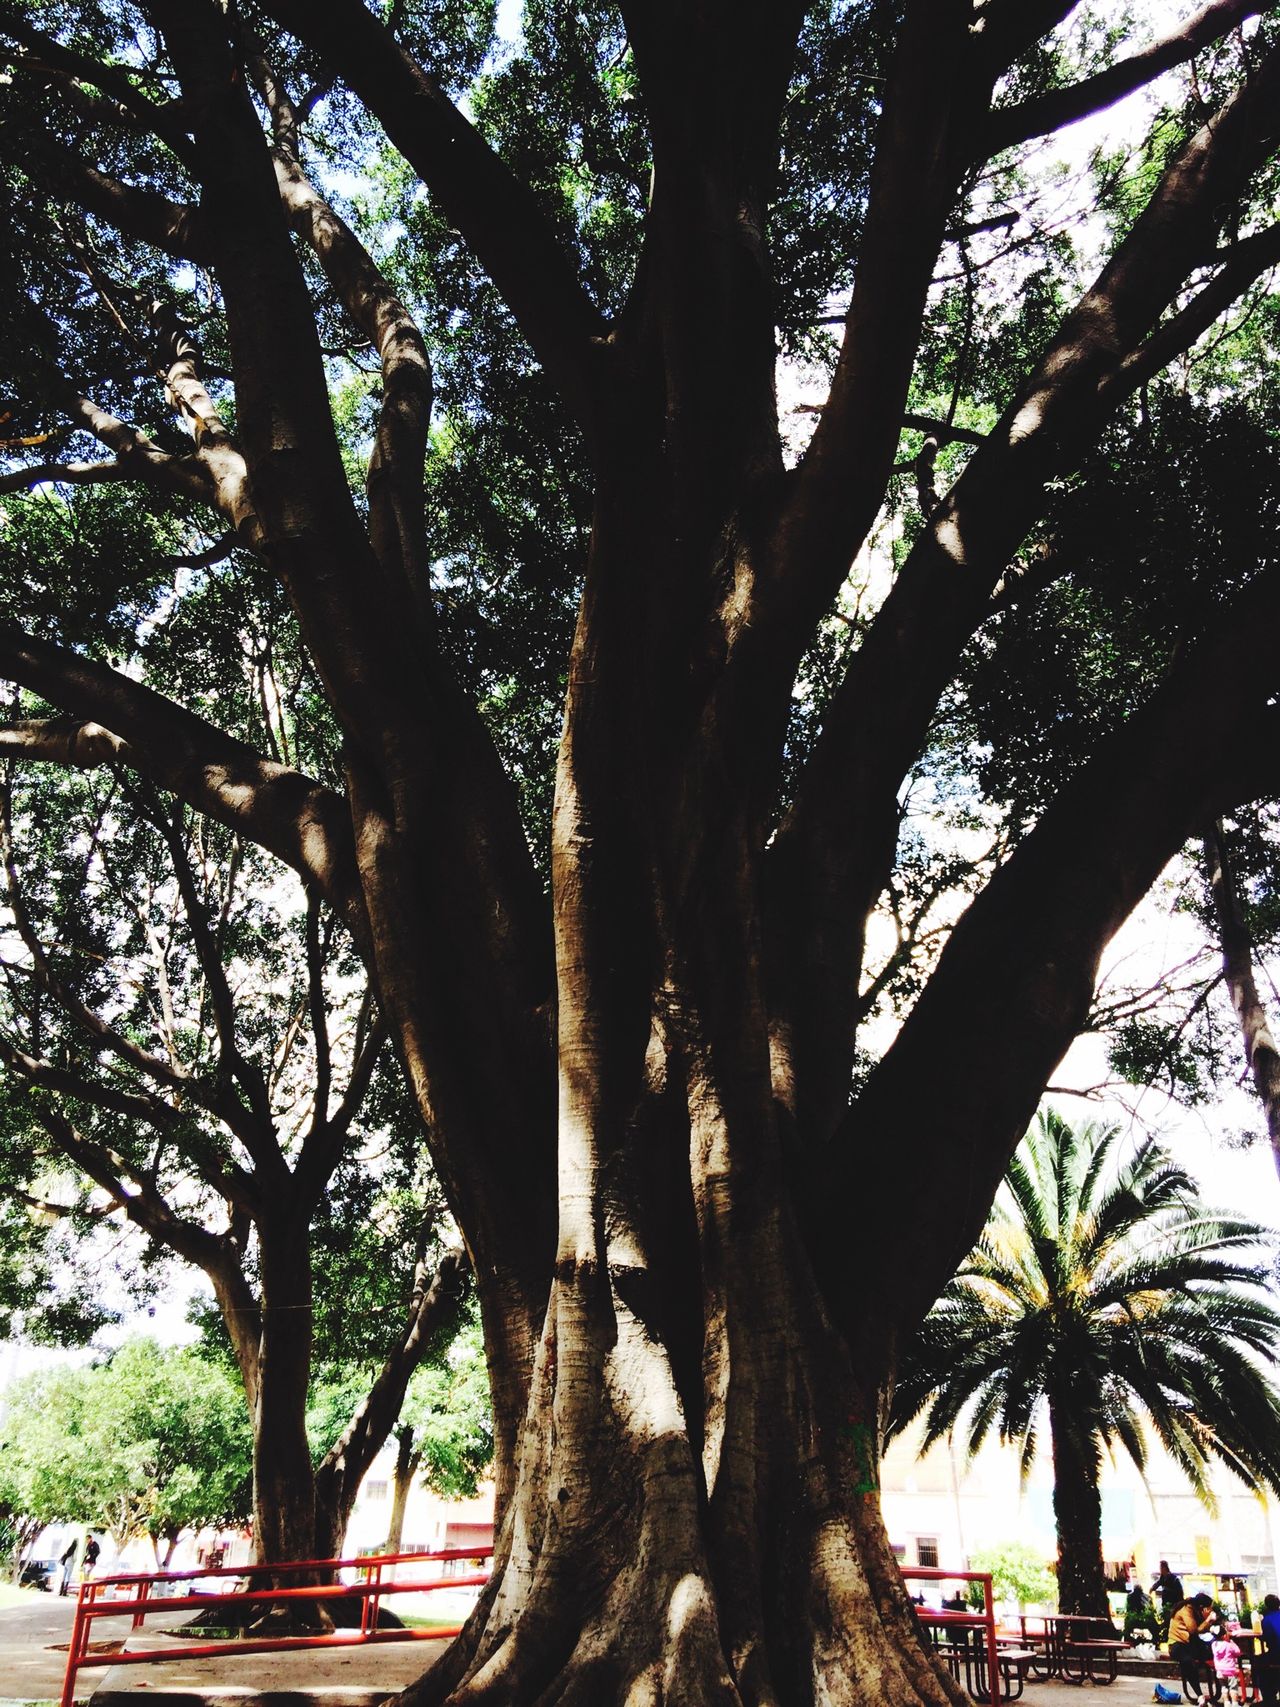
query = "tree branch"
(29, 1099, 246, 1281)
(1109, 221, 1280, 397)
(765, 41, 1280, 1146)
(0, 10, 194, 161)
(902, 413, 987, 448)
(250, 45, 435, 623)
(313, 1244, 468, 1540)
(258, 0, 607, 437)
(984, 0, 1268, 156)
(30, 1102, 264, 1407)
(147, 301, 262, 544)
(3, 770, 282, 1172)
(166, 532, 238, 572)
(753, 3, 994, 667)
(58, 393, 216, 507)
(144, 792, 284, 1175)
(36, 156, 209, 263)
(0, 1027, 177, 1141)
(0, 459, 134, 495)
(293, 997, 388, 1209)
(821, 566, 1280, 1379)
(0, 775, 204, 1102)
(303, 889, 332, 1139)
(1204, 819, 1280, 1176)
(0, 1027, 260, 1216)
(0, 639, 363, 935)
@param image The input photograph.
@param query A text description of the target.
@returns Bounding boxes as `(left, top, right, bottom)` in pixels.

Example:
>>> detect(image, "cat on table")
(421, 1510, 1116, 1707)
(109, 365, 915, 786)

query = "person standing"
(1211, 1627, 1245, 1705)
(58, 1538, 78, 1596)
(81, 1535, 100, 1580)
(1254, 1594, 1280, 1706)
(1152, 1560, 1185, 1639)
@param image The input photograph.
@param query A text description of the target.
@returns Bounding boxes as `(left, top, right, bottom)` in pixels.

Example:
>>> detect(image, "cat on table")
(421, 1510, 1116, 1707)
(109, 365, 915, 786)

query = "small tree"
(967, 1543, 1056, 1613)
(0, 1339, 251, 1558)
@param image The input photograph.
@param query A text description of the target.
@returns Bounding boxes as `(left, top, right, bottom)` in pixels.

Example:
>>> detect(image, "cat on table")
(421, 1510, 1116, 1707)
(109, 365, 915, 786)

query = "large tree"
(0, 753, 468, 1568)
(3, 2, 1280, 1701)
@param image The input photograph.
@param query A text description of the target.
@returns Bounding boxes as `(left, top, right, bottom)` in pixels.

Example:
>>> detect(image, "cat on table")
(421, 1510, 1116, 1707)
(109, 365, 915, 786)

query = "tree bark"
(1048, 1394, 1111, 1621)
(404, 1220, 963, 1707)
(1204, 820, 1280, 1175)
(391, 456, 966, 1704)
(252, 1217, 320, 1575)
(385, 1427, 421, 1557)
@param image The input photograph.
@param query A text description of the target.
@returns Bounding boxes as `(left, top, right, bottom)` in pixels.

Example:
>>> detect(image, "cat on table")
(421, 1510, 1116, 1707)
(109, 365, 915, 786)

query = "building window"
(916, 1537, 939, 1569)
(365, 1480, 389, 1501)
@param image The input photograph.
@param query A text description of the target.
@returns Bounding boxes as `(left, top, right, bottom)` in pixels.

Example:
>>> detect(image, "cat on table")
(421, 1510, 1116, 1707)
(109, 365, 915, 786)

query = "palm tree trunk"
(1048, 1393, 1111, 1619)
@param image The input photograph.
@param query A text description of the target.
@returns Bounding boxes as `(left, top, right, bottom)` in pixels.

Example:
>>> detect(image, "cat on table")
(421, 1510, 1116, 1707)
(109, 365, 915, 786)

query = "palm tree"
(891, 1109, 1280, 1618)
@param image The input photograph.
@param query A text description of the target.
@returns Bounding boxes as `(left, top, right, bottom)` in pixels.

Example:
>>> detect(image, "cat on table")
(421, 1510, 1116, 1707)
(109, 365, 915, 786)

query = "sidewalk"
(1, 1590, 80, 1702)
(1018, 1683, 1170, 1704)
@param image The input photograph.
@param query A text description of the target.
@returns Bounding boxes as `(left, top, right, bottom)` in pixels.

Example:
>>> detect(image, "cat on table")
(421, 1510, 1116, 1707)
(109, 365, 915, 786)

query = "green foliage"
(958, 398, 1280, 827)
(304, 1312, 491, 1496)
(893, 1110, 1280, 1515)
(967, 1542, 1057, 1610)
(403, 1315, 493, 1499)
(0, 1339, 251, 1543)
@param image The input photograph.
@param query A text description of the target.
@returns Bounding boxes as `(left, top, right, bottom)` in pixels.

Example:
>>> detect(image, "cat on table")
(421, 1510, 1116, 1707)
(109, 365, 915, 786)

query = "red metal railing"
(902, 1566, 1003, 1702)
(59, 1545, 493, 1707)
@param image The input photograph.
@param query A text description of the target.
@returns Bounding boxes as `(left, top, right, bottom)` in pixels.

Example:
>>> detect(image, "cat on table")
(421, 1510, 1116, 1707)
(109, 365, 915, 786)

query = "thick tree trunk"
(1048, 1396, 1111, 1620)
(389, 462, 964, 1704)
(400, 1216, 961, 1706)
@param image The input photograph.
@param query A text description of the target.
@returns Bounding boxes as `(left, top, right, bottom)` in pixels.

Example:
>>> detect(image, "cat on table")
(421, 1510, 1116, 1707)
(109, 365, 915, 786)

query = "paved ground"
(0, 1590, 450, 1706)
(1016, 1679, 1175, 1705)
(0, 1590, 1188, 1706)
(0, 1587, 106, 1702)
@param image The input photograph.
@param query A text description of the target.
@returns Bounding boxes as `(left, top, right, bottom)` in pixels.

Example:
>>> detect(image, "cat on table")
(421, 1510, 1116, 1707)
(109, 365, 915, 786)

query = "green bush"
(967, 1543, 1057, 1610)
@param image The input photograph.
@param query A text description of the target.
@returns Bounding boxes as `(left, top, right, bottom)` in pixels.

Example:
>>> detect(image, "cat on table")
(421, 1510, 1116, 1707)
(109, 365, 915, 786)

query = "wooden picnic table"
(1017, 1614, 1124, 1684)
(923, 1624, 1038, 1702)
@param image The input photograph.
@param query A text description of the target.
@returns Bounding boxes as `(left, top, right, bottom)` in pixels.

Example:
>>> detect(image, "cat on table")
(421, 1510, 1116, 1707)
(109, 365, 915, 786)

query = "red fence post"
(982, 1572, 1000, 1703)
(59, 1580, 90, 1707)
(55, 1543, 494, 1699)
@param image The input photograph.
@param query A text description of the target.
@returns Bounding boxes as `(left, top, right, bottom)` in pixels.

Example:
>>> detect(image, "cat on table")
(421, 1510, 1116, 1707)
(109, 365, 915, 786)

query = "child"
(1211, 1627, 1245, 1705)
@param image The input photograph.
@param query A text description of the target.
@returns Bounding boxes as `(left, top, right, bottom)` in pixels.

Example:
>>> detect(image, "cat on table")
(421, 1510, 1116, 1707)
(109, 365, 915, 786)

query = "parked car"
(18, 1556, 59, 1592)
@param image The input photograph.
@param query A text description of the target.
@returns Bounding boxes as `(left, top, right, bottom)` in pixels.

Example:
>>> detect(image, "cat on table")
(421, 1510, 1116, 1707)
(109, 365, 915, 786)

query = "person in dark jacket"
(1152, 1560, 1184, 1637)
(1255, 1594, 1280, 1705)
